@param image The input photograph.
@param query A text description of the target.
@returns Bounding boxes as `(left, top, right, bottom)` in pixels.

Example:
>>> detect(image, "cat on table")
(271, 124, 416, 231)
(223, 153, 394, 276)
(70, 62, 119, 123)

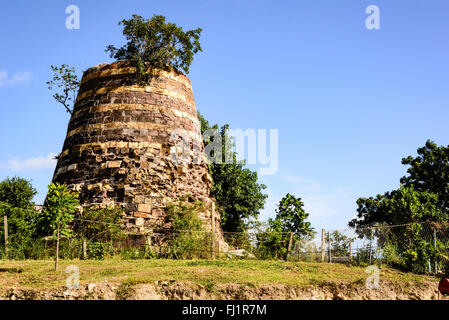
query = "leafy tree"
(0, 177, 38, 244)
(0, 177, 36, 208)
(274, 193, 314, 237)
(106, 14, 202, 83)
(197, 112, 268, 233)
(47, 64, 80, 114)
(348, 141, 449, 272)
(350, 185, 447, 229)
(349, 141, 449, 229)
(400, 140, 449, 213)
(256, 194, 314, 260)
(350, 185, 449, 272)
(41, 183, 79, 270)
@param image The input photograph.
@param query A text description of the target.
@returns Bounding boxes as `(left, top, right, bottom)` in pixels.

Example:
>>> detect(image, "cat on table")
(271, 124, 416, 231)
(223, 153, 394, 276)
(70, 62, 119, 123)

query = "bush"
(58, 238, 84, 260)
(87, 242, 113, 260)
(163, 199, 212, 259)
(255, 220, 288, 260)
(381, 243, 404, 267)
(352, 247, 371, 266)
(120, 247, 154, 260)
(0, 239, 51, 260)
(73, 206, 126, 242)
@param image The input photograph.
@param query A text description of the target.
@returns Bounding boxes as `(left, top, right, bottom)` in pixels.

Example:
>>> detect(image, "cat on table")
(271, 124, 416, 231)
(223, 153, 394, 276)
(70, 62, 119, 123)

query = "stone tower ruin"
(51, 60, 223, 242)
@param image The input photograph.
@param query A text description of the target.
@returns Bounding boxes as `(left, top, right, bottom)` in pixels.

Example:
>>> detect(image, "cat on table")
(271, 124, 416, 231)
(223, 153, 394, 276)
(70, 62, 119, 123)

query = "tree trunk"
(55, 225, 60, 271)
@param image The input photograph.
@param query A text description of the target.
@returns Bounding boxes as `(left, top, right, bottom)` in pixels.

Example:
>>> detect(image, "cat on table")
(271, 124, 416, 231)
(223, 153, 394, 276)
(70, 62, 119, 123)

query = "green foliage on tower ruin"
(106, 14, 202, 83)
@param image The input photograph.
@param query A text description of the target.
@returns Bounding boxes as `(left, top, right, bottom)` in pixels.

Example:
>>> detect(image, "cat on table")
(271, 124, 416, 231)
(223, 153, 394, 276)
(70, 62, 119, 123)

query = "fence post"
(434, 229, 437, 274)
(349, 241, 353, 262)
(321, 229, 325, 262)
(145, 232, 152, 257)
(3, 215, 8, 259)
(82, 239, 87, 260)
(328, 232, 331, 263)
(287, 232, 293, 261)
(211, 202, 215, 259)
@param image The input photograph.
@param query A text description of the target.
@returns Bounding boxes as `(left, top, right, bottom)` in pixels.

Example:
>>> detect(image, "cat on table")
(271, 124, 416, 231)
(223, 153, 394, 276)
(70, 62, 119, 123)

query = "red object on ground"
(439, 278, 449, 295)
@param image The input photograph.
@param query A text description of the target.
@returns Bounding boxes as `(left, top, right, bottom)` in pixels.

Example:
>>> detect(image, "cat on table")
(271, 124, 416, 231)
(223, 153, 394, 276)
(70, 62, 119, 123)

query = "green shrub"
(87, 242, 112, 260)
(120, 246, 155, 260)
(164, 199, 212, 259)
(351, 247, 371, 266)
(73, 206, 126, 242)
(58, 238, 84, 260)
(0, 239, 51, 260)
(381, 243, 404, 268)
(255, 220, 288, 260)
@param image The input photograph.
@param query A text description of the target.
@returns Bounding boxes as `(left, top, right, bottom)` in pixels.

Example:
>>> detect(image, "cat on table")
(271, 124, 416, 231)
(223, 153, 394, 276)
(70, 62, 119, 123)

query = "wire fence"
(102, 220, 449, 275)
(1, 206, 449, 274)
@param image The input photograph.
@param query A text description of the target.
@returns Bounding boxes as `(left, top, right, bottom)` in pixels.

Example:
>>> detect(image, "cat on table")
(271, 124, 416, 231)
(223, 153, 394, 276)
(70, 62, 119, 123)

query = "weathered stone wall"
(52, 61, 222, 239)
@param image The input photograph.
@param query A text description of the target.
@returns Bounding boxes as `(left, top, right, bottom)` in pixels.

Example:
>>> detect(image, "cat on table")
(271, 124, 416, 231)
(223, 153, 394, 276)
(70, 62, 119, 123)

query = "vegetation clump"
(164, 198, 212, 260)
(198, 112, 268, 236)
(349, 140, 449, 273)
(256, 194, 314, 260)
(106, 14, 202, 83)
(46, 64, 80, 115)
(41, 183, 79, 270)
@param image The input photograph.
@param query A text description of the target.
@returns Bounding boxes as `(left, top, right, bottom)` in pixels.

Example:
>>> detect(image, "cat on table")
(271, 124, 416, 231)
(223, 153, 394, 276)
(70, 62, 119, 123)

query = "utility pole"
(321, 229, 325, 262)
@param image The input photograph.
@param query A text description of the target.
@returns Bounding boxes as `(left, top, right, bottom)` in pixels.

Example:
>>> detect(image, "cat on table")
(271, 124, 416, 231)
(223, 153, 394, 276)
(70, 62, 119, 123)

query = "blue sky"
(0, 0, 448, 230)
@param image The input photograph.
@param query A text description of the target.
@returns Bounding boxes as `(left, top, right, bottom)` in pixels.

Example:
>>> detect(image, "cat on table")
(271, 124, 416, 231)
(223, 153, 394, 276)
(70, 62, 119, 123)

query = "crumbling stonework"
(51, 61, 223, 242)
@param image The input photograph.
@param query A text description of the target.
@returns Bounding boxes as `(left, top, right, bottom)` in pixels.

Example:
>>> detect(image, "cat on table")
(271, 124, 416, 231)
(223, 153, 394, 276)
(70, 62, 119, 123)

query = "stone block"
(135, 218, 145, 226)
(126, 203, 138, 211)
(103, 184, 114, 191)
(86, 183, 103, 191)
(152, 208, 164, 217)
(138, 203, 152, 213)
(107, 160, 122, 168)
(134, 212, 149, 218)
(67, 164, 77, 171)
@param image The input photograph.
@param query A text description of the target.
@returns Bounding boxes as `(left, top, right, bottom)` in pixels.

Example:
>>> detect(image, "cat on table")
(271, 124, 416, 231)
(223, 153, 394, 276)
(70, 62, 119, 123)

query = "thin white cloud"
(260, 172, 356, 227)
(281, 175, 354, 218)
(0, 70, 32, 87)
(280, 175, 322, 191)
(0, 153, 57, 171)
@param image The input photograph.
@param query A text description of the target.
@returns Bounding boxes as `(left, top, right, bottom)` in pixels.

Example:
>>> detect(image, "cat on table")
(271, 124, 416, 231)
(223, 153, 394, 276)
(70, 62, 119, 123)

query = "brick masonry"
(51, 61, 226, 248)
